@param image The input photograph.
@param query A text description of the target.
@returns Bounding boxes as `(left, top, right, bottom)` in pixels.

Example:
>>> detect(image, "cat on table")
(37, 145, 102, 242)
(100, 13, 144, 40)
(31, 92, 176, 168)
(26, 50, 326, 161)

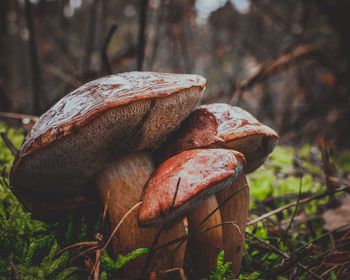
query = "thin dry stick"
(56, 241, 99, 256)
(88, 202, 143, 278)
(152, 220, 247, 278)
(101, 24, 117, 74)
(141, 178, 181, 276)
(200, 183, 248, 226)
(154, 184, 249, 271)
(155, 221, 242, 251)
(320, 265, 338, 278)
(0, 111, 38, 121)
(248, 184, 350, 226)
(247, 232, 325, 280)
(103, 202, 142, 251)
(0, 132, 17, 156)
(94, 249, 101, 280)
(284, 177, 303, 235)
(69, 245, 101, 264)
(102, 189, 110, 231)
(294, 224, 350, 254)
(153, 222, 244, 272)
(319, 140, 338, 205)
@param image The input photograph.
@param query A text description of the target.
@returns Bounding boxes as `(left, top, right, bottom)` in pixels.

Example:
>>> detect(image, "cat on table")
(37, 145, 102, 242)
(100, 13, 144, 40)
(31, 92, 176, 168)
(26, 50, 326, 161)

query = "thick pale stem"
(186, 195, 223, 279)
(216, 175, 249, 276)
(97, 152, 186, 278)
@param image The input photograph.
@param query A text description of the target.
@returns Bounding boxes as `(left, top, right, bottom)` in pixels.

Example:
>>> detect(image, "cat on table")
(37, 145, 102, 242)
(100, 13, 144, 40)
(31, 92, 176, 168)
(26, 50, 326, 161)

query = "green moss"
(1, 122, 349, 279)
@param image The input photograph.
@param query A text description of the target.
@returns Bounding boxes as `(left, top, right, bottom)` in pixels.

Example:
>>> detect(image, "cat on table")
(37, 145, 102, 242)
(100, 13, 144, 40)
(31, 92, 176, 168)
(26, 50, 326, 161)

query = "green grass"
(0, 123, 349, 279)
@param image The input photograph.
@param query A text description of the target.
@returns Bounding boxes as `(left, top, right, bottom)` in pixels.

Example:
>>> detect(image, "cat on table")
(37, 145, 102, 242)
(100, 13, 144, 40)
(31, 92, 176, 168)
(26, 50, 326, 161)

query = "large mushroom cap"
(138, 149, 246, 227)
(159, 103, 278, 173)
(11, 72, 206, 218)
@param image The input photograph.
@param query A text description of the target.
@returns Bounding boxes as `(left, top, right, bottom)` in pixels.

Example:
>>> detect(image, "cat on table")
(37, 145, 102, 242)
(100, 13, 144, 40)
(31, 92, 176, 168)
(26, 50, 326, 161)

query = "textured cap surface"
(138, 149, 246, 227)
(11, 72, 206, 218)
(16, 72, 206, 159)
(159, 103, 278, 173)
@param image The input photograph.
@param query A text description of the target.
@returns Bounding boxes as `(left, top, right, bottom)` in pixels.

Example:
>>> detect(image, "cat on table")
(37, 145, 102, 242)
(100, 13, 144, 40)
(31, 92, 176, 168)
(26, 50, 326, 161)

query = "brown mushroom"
(10, 72, 206, 277)
(156, 103, 279, 276)
(139, 148, 246, 278)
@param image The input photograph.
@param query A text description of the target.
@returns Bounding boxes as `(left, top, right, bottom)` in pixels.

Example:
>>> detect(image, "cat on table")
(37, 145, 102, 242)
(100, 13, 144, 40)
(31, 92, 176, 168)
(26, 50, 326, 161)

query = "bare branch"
(230, 44, 320, 104)
(100, 24, 117, 75)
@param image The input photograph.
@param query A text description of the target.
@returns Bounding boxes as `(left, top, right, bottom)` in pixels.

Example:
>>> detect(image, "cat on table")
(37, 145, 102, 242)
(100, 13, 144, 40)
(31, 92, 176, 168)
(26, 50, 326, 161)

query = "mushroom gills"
(13, 88, 201, 219)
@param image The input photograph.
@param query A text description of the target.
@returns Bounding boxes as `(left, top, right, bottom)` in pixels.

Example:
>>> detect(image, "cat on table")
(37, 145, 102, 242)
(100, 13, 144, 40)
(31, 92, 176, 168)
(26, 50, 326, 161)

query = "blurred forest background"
(1, 1, 350, 279)
(0, 0, 350, 147)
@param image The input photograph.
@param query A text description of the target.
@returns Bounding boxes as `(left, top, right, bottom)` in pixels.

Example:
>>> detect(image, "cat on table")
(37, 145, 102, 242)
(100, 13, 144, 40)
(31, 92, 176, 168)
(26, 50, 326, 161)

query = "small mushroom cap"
(138, 149, 246, 227)
(158, 103, 278, 173)
(11, 72, 206, 219)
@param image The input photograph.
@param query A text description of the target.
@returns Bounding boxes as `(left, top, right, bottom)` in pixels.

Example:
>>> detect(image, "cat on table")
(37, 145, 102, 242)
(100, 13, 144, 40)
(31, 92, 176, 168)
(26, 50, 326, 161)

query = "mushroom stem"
(97, 152, 186, 277)
(185, 195, 223, 278)
(216, 175, 249, 276)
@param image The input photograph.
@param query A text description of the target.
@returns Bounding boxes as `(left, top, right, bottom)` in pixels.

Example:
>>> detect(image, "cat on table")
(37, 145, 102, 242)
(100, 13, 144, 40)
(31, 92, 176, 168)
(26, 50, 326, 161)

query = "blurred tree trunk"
(0, 0, 11, 111)
(315, 0, 350, 78)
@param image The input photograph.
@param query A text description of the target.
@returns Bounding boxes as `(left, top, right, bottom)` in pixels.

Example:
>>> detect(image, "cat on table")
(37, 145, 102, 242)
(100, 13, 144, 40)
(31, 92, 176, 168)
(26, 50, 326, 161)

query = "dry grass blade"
(69, 245, 101, 264)
(284, 177, 302, 235)
(88, 202, 143, 279)
(102, 189, 110, 231)
(200, 183, 248, 226)
(155, 221, 242, 251)
(56, 241, 99, 256)
(94, 249, 101, 280)
(102, 202, 142, 251)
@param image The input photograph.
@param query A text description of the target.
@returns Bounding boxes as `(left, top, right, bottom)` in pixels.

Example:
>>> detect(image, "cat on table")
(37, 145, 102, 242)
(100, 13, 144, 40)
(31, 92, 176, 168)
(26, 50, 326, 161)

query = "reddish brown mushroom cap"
(14, 72, 206, 163)
(11, 72, 206, 218)
(159, 103, 278, 173)
(138, 149, 246, 227)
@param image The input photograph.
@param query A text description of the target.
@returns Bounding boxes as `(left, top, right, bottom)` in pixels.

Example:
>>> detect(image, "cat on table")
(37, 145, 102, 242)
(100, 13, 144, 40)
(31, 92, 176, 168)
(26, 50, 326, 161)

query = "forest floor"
(0, 123, 350, 280)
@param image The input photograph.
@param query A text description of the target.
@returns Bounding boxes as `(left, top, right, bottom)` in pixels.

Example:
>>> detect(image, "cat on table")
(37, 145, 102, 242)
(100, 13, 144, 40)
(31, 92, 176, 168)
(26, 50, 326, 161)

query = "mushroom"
(138, 148, 246, 278)
(156, 103, 279, 276)
(10, 72, 207, 277)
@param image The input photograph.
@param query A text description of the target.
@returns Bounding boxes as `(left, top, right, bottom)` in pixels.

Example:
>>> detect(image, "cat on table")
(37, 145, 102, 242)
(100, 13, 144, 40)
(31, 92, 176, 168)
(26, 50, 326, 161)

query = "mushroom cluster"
(10, 72, 278, 278)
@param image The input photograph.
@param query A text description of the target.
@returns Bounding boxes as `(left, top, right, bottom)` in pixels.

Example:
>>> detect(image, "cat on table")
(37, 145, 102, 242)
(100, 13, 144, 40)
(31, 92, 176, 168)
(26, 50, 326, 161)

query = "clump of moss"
(1, 122, 349, 279)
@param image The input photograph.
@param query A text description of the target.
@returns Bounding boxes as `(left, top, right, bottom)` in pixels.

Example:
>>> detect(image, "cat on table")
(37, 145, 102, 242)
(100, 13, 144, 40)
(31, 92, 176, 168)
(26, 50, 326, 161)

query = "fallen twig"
(0, 111, 38, 130)
(248, 184, 350, 226)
